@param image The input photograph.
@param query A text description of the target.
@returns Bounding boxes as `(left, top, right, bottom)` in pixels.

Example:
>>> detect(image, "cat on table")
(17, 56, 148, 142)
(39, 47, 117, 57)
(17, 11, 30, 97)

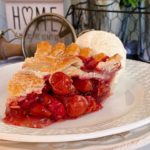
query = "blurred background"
(0, 0, 150, 63)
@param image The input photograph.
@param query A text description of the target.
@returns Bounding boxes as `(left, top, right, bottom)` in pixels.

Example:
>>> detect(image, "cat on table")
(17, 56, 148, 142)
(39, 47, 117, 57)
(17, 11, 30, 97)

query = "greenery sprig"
(120, 0, 145, 8)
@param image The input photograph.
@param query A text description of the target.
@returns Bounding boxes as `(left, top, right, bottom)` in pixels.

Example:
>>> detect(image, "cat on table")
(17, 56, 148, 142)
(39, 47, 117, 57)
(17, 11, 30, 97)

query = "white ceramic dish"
(0, 124, 149, 150)
(0, 60, 149, 142)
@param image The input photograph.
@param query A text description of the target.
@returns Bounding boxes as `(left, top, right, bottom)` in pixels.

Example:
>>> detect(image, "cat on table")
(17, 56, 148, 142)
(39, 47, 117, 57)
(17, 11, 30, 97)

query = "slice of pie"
(3, 41, 122, 128)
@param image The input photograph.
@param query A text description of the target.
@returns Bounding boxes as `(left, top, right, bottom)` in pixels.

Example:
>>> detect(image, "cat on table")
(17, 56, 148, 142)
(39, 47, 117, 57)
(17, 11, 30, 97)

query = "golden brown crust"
(79, 47, 92, 58)
(108, 53, 122, 62)
(25, 42, 83, 74)
(54, 56, 83, 71)
(65, 43, 80, 56)
(93, 53, 106, 61)
(8, 41, 122, 99)
(23, 55, 83, 74)
(35, 41, 52, 58)
(8, 71, 44, 97)
(97, 54, 122, 72)
(51, 43, 65, 57)
(22, 57, 56, 73)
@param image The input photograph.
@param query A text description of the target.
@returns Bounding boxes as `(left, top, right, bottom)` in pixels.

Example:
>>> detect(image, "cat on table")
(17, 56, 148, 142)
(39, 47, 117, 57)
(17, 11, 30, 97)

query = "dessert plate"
(0, 60, 149, 142)
(0, 124, 149, 150)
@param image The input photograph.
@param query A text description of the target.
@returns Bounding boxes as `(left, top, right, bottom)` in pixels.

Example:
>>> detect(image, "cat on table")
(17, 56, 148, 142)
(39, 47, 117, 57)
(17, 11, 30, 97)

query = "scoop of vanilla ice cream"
(76, 30, 127, 83)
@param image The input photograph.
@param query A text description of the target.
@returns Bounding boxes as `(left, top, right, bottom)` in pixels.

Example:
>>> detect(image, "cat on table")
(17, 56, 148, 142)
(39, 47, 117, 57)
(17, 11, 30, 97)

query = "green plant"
(120, 0, 144, 8)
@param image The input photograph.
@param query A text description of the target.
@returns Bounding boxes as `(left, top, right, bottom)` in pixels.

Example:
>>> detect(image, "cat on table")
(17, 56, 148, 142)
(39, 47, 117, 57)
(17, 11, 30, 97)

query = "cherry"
(19, 93, 39, 109)
(85, 96, 102, 113)
(30, 103, 51, 118)
(49, 72, 74, 95)
(5, 107, 26, 118)
(41, 93, 54, 106)
(40, 94, 66, 120)
(46, 96, 66, 121)
(97, 82, 110, 97)
(81, 57, 99, 71)
(85, 58, 99, 70)
(65, 95, 88, 118)
(73, 78, 93, 93)
(92, 80, 111, 102)
(48, 102, 66, 121)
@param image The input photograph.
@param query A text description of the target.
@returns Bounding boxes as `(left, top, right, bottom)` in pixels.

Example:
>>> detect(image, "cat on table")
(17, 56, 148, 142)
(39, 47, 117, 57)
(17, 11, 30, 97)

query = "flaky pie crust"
(8, 41, 121, 98)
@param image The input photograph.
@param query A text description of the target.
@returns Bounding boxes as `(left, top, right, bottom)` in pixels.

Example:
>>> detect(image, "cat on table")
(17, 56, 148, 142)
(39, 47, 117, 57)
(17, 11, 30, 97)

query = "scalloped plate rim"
(0, 117, 149, 142)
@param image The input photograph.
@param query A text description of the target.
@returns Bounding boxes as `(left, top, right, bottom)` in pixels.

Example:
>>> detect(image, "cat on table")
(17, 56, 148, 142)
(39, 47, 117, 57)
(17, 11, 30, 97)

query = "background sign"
(5, 0, 64, 42)
(0, 0, 7, 31)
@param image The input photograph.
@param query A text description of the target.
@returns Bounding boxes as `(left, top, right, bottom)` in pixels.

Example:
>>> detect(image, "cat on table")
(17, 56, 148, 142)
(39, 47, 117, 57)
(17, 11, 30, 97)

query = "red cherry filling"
(92, 80, 111, 102)
(44, 94, 66, 120)
(19, 92, 38, 109)
(80, 56, 109, 72)
(81, 57, 99, 72)
(86, 96, 102, 113)
(4, 102, 52, 128)
(4, 57, 120, 128)
(84, 58, 98, 71)
(30, 103, 51, 118)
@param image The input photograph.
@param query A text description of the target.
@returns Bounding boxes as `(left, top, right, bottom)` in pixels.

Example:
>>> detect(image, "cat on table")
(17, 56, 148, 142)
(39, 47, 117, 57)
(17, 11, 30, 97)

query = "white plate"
(0, 124, 149, 150)
(0, 60, 149, 142)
